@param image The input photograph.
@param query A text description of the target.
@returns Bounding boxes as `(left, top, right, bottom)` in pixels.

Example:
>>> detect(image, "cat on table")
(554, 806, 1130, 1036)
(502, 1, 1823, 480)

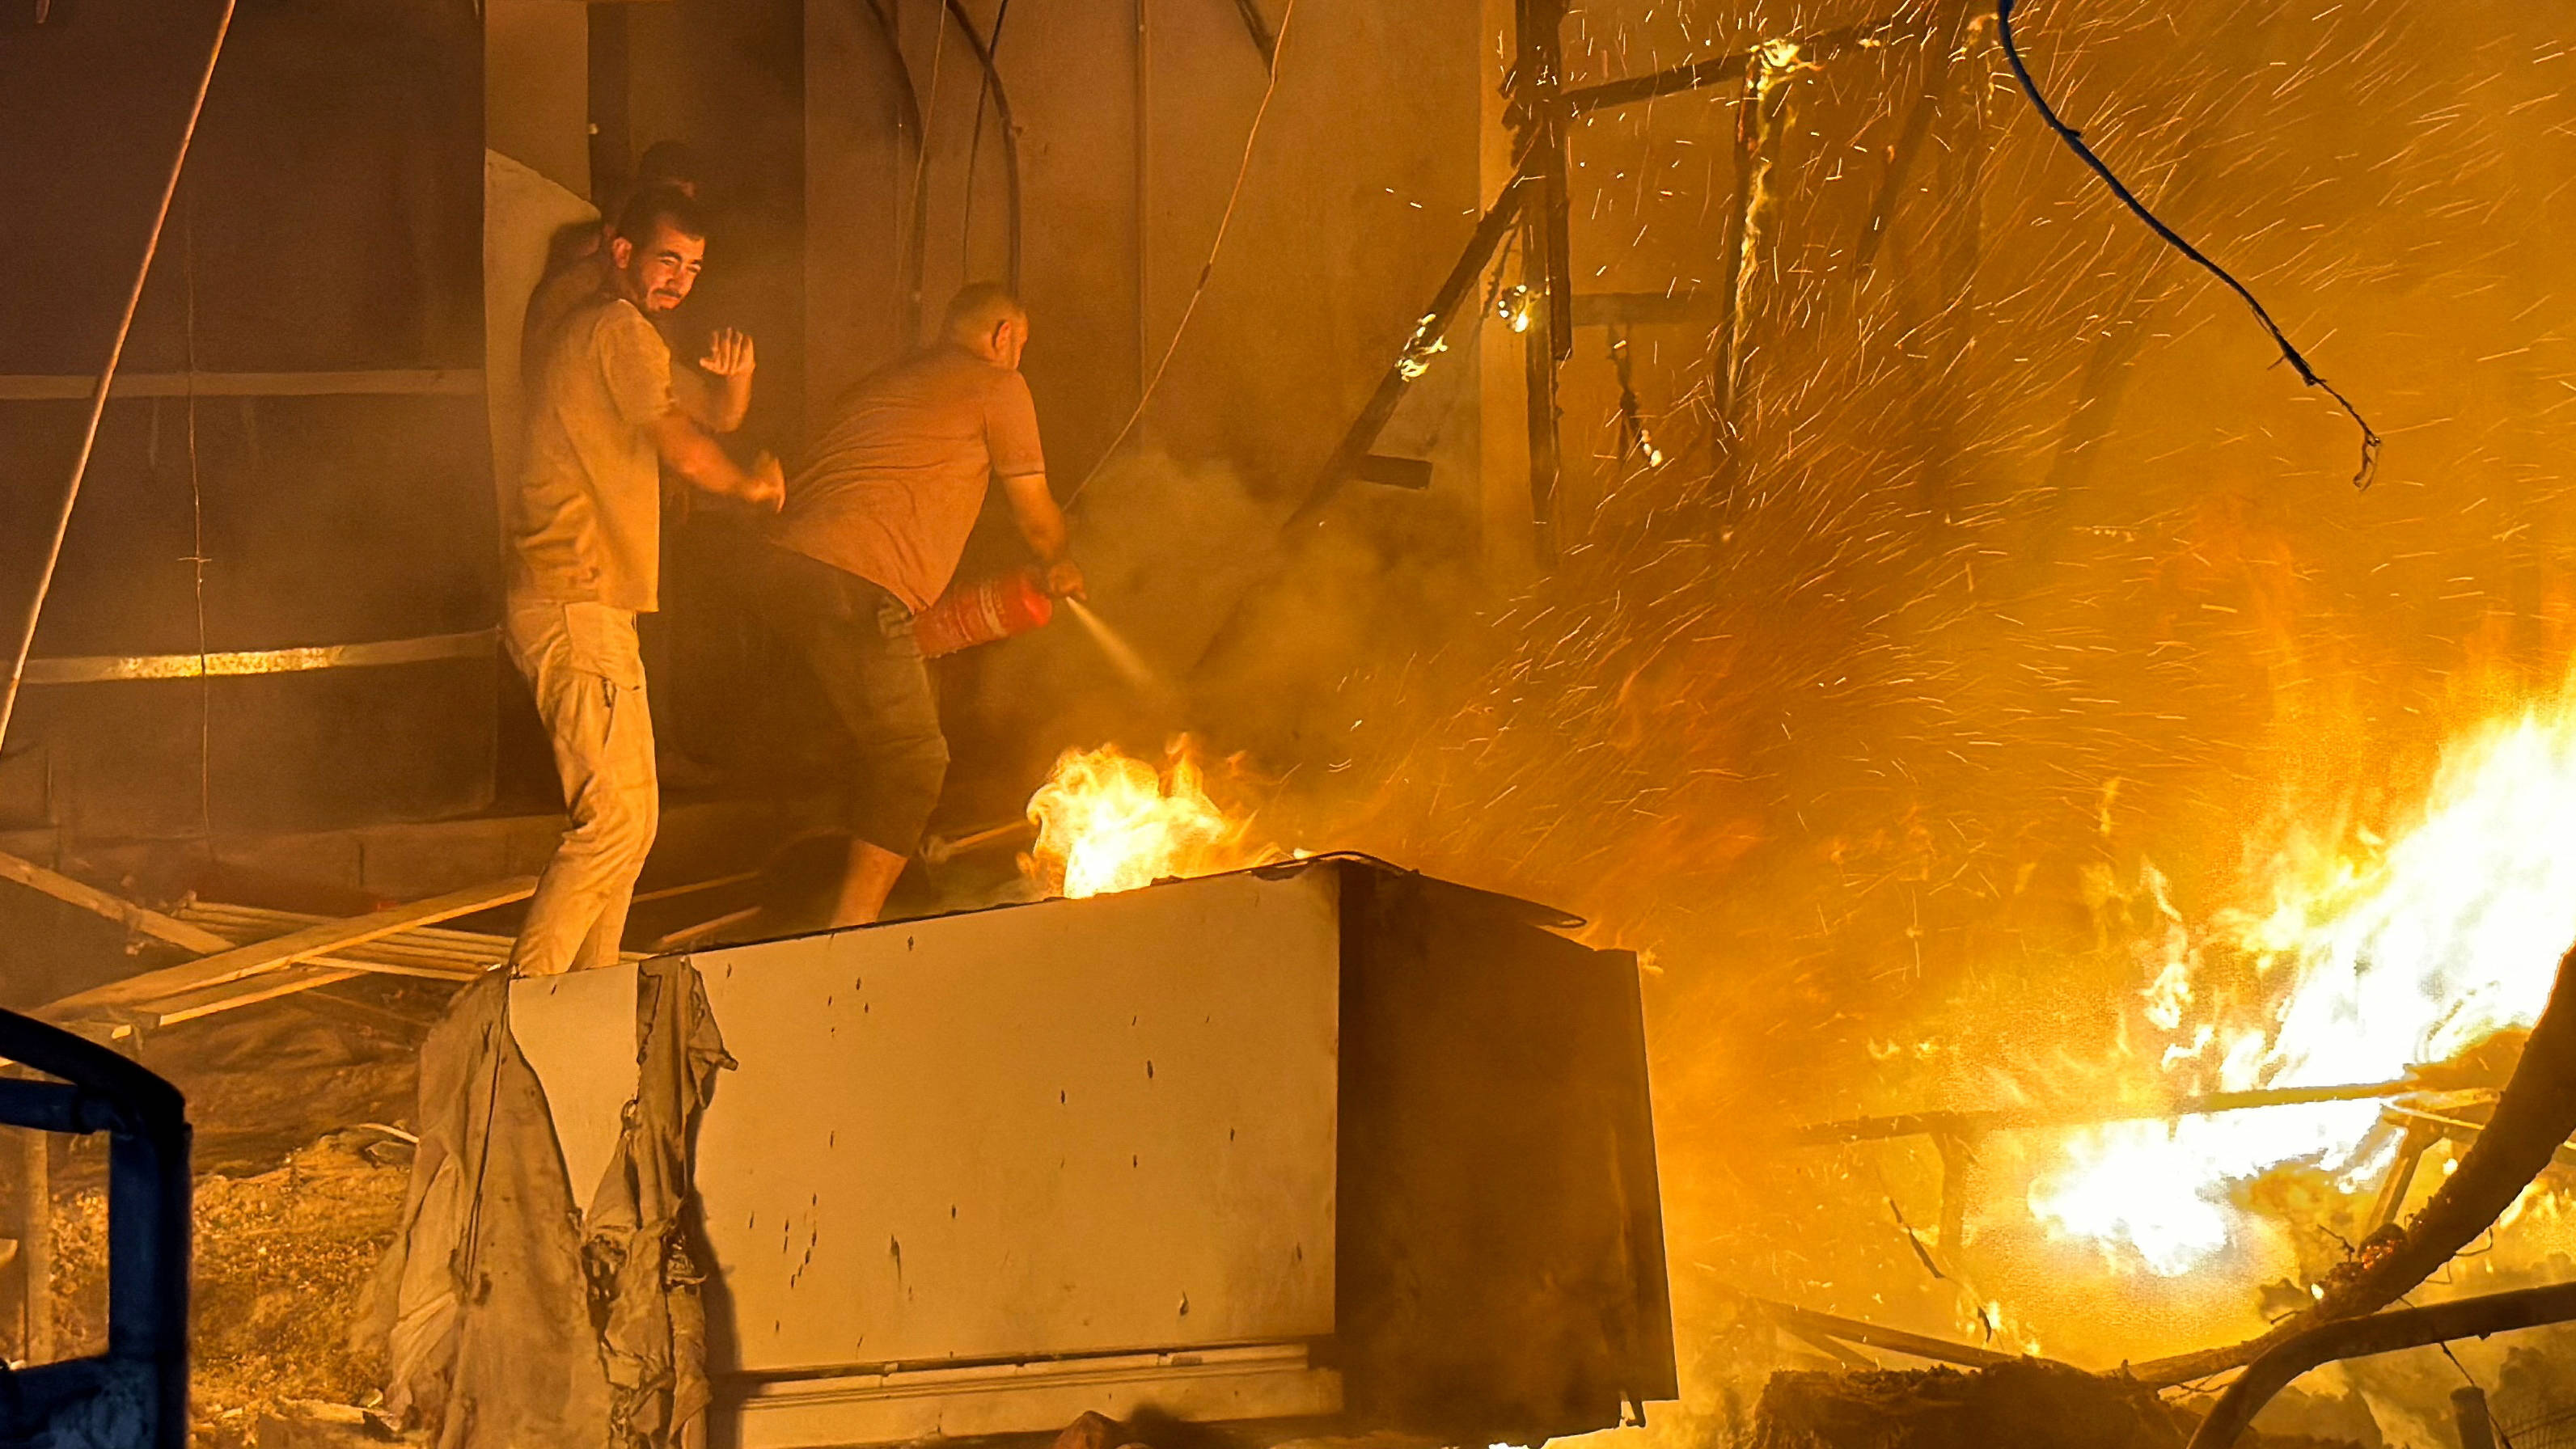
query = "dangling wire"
(959, 0, 1013, 272)
(1609, 326, 1664, 470)
(0, 0, 237, 754)
(1994, 0, 2381, 488)
(184, 187, 216, 859)
(1064, 0, 1301, 505)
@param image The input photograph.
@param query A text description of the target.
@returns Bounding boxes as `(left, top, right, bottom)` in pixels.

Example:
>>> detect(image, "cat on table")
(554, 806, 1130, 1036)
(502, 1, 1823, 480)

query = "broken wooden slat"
(654, 905, 759, 952)
(176, 901, 518, 967)
(0, 848, 231, 954)
(630, 871, 762, 906)
(44, 875, 535, 1019)
(125, 953, 488, 1030)
(298, 954, 489, 982)
(1747, 1295, 2020, 1371)
(143, 965, 369, 1026)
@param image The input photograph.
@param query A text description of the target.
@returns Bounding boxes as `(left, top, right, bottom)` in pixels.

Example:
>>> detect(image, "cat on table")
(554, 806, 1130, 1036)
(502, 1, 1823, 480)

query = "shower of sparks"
(1118, 0, 2574, 1374)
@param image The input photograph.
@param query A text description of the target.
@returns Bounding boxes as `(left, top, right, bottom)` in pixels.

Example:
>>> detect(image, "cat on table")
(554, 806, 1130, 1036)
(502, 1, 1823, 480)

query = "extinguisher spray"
(913, 568, 1055, 658)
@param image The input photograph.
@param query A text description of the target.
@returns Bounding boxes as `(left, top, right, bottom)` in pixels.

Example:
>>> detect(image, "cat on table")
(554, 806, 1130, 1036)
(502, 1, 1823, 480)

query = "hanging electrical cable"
(904, 0, 951, 339)
(0, 0, 239, 756)
(1066, 0, 1301, 505)
(1994, 0, 2382, 488)
(950, 0, 1025, 289)
(184, 187, 216, 855)
(958, 0, 1013, 272)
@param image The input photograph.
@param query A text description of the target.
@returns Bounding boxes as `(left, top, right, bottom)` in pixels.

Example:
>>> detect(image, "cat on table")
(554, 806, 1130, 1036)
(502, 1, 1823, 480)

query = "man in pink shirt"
(761, 283, 1083, 926)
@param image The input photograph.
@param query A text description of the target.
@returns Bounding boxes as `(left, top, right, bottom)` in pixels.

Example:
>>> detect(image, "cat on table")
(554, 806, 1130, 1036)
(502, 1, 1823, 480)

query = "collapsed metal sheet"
(512, 866, 1341, 1377)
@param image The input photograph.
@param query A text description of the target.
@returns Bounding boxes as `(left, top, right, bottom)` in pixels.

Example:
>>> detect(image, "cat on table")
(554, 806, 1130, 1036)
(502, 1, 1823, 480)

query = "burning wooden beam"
(1791, 1078, 2433, 1147)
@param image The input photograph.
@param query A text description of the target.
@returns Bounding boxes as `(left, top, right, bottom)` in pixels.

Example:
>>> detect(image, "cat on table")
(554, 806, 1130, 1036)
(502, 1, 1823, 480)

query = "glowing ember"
(2030, 694, 2576, 1274)
(1025, 738, 1280, 899)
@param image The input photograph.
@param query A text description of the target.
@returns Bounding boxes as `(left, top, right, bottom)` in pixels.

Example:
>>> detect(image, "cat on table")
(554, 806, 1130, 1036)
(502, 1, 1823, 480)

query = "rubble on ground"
(48, 1130, 411, 1449)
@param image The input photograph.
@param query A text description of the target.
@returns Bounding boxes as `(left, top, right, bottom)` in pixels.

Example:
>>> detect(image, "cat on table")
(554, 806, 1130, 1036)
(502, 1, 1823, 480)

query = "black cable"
(852, 0, 929, 338)
(959, 0, 1012, 273)
(1994, 0, 2381, 489)
(944, 0, 1024, 290)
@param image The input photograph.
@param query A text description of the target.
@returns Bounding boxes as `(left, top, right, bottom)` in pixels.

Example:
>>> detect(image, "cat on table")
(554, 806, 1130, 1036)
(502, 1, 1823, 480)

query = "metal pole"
(2452, 1387, 2497, 1449)
(1515, 0, 1571, 566)
(2185, 1282, 2576, 1449)
(20, 1124, 53, 1362)
(0, 0, 239, 756)
(1135, 0, 1153, 398)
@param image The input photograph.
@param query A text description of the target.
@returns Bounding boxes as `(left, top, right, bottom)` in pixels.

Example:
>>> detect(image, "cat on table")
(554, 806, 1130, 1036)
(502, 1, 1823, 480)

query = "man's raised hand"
(700, 327, 757, 378)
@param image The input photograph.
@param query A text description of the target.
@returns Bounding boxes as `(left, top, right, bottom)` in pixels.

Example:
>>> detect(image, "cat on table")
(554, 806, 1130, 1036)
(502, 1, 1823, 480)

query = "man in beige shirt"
(759, 283, 1082, 926)
(509, 186, 783, 976)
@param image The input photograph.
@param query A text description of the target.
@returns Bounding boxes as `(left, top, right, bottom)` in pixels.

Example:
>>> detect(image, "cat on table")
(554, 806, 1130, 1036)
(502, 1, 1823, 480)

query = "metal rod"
(1518, 0, 1571, 565)
(2185, 1282, 2576, 1449)
(2369, 1122, 2440, 1231)
(1735, 1293, 2020, 1370)
(1792, 1079, 2424, 1147)
(1522, 243, 1563, 564)
(1279, 158, 1535, 533)
(921, 817, 1038, 865)
(1854, 0, 1970, 270)
(2453, 1387, 2498, 1449)
(1562, 15, 1911, 116)
(20, 1108, 53, 1362)
(1707, 63, 1758, 479)
(0, 0, 238, 757)
(1135, 0, 1153, 395)
(1186, 160, 1533, 681)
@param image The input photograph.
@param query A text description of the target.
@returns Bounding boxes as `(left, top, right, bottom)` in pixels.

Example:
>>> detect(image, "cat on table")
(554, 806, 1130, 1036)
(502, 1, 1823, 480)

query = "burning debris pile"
(1747, 1360, 2336, 1449)
(2025, 684, 2576, 1282)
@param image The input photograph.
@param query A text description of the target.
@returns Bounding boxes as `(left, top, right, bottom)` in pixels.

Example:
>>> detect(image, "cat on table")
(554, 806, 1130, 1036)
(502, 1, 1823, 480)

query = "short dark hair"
(615, 184, 708, 247)
(636, 139, 702, 189)
(941, 281, 1024, 340)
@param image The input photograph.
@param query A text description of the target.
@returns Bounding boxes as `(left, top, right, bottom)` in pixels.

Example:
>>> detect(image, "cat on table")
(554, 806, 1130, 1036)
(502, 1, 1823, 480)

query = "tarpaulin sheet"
(357, 958, 730, 1449)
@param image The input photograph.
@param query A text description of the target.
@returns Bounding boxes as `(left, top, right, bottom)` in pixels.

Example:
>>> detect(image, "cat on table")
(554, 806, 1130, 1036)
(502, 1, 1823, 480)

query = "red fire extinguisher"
(914, 568, 1055, 658)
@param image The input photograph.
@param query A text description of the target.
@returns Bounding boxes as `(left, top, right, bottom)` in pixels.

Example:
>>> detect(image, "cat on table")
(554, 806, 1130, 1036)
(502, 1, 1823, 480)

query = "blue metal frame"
(0, 1009, 190, 1449)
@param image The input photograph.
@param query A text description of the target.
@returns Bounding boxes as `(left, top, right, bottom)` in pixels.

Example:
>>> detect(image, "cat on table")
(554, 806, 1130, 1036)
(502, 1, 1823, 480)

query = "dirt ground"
(22, 984, 436, 1449)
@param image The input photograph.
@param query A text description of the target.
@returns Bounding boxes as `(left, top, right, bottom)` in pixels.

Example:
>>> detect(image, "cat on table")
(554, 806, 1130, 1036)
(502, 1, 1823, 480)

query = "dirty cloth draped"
(357, 961, 733, 1449)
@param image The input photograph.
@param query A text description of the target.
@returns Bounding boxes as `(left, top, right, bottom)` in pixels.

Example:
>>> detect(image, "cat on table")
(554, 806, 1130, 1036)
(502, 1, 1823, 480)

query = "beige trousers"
(505, 597, 660, 976)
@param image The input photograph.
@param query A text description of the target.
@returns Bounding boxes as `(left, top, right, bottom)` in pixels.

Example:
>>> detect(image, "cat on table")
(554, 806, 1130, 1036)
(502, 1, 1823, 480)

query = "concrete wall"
(484, 0, 1500, 812)
(805, 0, 1490, 516)
(485, 0, 588, 196)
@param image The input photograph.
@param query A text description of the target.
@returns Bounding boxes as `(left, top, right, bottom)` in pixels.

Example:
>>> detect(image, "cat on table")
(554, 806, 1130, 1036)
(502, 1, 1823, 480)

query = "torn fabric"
(356, 960, 730, 1449)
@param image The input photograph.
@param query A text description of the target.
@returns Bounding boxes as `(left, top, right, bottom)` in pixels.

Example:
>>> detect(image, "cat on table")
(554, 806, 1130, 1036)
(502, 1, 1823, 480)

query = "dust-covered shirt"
(770, 344, 1046, 614)
(511, 295, 675, 612)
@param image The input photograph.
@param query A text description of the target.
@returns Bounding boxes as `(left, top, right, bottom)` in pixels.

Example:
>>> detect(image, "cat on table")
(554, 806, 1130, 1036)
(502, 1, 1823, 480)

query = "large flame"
(2028, 694, 2576, 1274)
(1025, 738, 1280, 899)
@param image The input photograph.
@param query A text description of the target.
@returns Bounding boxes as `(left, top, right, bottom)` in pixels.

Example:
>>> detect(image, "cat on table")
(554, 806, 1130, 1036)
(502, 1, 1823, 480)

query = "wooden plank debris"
(144, 965, 370, 1027)
(44, 876, 535, 1022)
(0, 848, 231, 953)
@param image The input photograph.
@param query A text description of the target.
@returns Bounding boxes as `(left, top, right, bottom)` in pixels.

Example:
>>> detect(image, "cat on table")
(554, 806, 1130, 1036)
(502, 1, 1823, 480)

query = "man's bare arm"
(649, 410, 783, 509)
(1001, 471, 1084, 598)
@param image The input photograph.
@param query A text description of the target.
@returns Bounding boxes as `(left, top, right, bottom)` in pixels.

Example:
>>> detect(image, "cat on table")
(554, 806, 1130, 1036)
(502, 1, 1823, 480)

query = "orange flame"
(1024, 738, 1282, 899)
(2028, 686, 2576, 1274)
